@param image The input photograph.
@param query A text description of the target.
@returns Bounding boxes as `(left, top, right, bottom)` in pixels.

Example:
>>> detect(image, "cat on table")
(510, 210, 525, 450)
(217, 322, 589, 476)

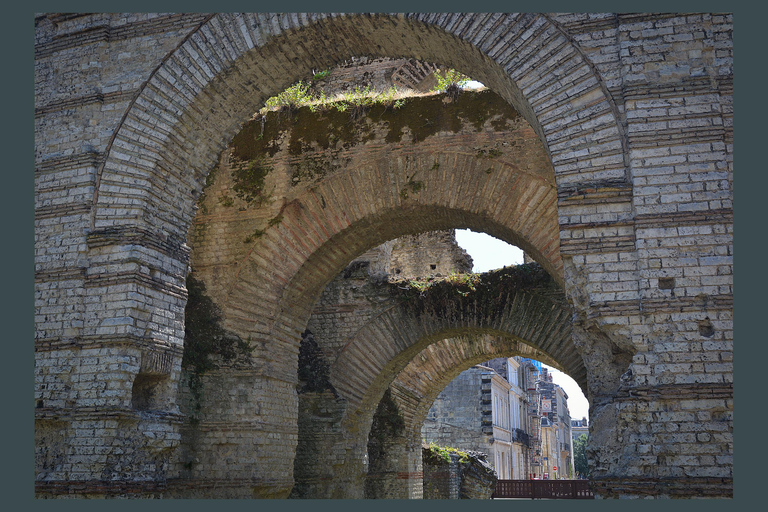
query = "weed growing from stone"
(425, 442, 469, 463)
(261, 83, 410, 118)
(432, 68, 470, 101)
(312, 68, 331, 80)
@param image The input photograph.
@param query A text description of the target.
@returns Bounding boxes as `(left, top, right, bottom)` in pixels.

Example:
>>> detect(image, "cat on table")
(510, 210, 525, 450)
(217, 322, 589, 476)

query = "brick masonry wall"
(422, 368, 491, 453)
(389, 231, 473, 278)
(34, 13, 733, 498)
(293, 262, 570, 498)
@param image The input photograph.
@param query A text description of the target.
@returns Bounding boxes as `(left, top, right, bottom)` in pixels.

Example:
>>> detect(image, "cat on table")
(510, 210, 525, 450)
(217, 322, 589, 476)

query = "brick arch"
(327, 266, 578, 430)
(86, 8, 626, 406)
(391, 335, 565, 441)
(91, 12, 625, 244)
(33, 12, 736, 498)
(83, 13, 627, 496)
(216, 129, 560, 368)
(86, 11, 627, 388)
(367, 335, 557, 498)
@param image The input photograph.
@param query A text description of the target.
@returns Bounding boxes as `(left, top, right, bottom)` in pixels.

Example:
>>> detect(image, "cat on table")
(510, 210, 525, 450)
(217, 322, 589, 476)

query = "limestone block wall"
(34, 12, 733, 498)
(422, 368, 491, 454)
(554, 14, 733, 495)
(389, 231, 473, 278)
(35, 14, 211, 497)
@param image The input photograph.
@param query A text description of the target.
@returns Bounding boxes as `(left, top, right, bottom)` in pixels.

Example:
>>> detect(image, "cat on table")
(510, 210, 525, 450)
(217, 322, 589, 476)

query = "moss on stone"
(182, 276, 253, 408)
(297, 330, 336, 394)
(367, 389, 406, 463)
(243, 228, 265, 244)
(391, 263, 555, 319)
(399, 176, 425, 200)
(231, 89, 519, 165)
(230, 115, 290, 161)
(228, 89, 520, 209)
(231, 158, 272, 204)
(291, 152, 344, 185)
(287, 107, 373, 156)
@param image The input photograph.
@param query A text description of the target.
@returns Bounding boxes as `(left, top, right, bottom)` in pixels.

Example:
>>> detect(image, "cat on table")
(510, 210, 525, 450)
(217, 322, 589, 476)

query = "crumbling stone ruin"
(421, 445, 497, 499)
(35, 13, 733, 499)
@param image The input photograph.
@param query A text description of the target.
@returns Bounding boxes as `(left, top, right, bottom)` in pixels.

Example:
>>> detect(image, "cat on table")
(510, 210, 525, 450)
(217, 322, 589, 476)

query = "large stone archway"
(35, 13, 733, 498)
(290, 262, 573, 499)
(182, 90, 567, 498)
(368, 335, 562, 499)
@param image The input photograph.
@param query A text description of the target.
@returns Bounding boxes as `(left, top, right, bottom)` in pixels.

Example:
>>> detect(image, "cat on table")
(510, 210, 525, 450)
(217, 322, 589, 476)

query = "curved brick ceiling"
(328, 266, 578, 430)
(93, 13, 624, 244)
(388, 335, 565, 440)
(188, 90, 565, 387)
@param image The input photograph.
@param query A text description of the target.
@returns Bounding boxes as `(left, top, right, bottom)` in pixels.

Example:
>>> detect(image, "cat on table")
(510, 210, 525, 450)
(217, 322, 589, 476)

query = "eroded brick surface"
(35, 12, 733, 498)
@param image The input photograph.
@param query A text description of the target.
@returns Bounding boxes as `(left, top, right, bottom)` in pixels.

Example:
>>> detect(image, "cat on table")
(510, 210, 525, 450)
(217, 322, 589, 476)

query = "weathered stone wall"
(422, 368, 490, 453)
(389, 231, 473, 278)
(421, 449, 497, 499)
(35, 12, 733, 498)
(363, 390, 410, 499)
(422, 450, 460, 499)
(460, 452, 497, 499)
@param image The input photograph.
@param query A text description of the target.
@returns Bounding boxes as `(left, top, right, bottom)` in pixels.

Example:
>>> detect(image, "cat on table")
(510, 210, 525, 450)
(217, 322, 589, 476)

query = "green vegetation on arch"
(424, 442, 470, 464)
(432, 68, 471, 93)
(261, 82, 406, 116)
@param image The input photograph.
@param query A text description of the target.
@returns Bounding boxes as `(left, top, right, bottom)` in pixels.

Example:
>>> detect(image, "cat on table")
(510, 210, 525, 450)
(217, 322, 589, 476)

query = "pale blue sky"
(455, 229, 524, 272)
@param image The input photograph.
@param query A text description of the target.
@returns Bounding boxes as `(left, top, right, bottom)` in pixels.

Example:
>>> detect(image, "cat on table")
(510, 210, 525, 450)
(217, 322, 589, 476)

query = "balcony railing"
(511, 428, 530, 447)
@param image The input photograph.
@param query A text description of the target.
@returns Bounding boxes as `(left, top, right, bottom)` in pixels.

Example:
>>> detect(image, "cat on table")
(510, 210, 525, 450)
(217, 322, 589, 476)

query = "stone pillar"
(365, 393, 424, 499)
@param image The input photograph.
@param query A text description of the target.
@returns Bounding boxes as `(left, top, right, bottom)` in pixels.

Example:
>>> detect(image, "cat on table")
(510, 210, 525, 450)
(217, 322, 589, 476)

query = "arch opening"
(286, 219, 580, 498)
(365, 343, 588, 498)
(183, 65, 575, 497)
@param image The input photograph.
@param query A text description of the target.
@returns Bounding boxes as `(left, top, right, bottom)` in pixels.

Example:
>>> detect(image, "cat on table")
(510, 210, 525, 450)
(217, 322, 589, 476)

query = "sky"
(455, 229, 590, 420)
(454, 229, 524, 273)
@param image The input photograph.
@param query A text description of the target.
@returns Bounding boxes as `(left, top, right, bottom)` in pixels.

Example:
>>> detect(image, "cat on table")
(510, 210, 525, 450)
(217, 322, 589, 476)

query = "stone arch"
(78, 13, 628, 497)
(365, 335, 561, 499)
(393, 336, 563, 440)
(289, 264, 575, 499)
(83, 14, 626, 475)
(33, 12, 735, 499)
(179, 86, 575, 496)
(212, 100, 562, 343)
(92, 12, 625, 240)
(328, 266, 577, 426)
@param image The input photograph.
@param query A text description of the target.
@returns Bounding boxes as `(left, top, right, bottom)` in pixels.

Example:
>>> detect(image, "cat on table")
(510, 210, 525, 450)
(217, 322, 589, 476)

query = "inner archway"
(180, 77, 583, 496)
(366, 337, 580, 498)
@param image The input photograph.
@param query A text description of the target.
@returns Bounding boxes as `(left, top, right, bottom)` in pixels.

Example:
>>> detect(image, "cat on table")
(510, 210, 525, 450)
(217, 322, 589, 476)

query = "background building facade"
(423, 357, 578, 480)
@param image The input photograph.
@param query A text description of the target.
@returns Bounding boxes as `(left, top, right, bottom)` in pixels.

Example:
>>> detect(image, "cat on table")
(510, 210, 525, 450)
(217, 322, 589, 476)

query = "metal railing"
(492, 480, 594, 499)
(511, 428, 530, 447)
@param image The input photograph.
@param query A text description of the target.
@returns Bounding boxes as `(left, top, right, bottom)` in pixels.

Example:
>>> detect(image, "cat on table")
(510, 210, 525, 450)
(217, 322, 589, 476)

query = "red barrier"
(492, 479, 594, 499)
